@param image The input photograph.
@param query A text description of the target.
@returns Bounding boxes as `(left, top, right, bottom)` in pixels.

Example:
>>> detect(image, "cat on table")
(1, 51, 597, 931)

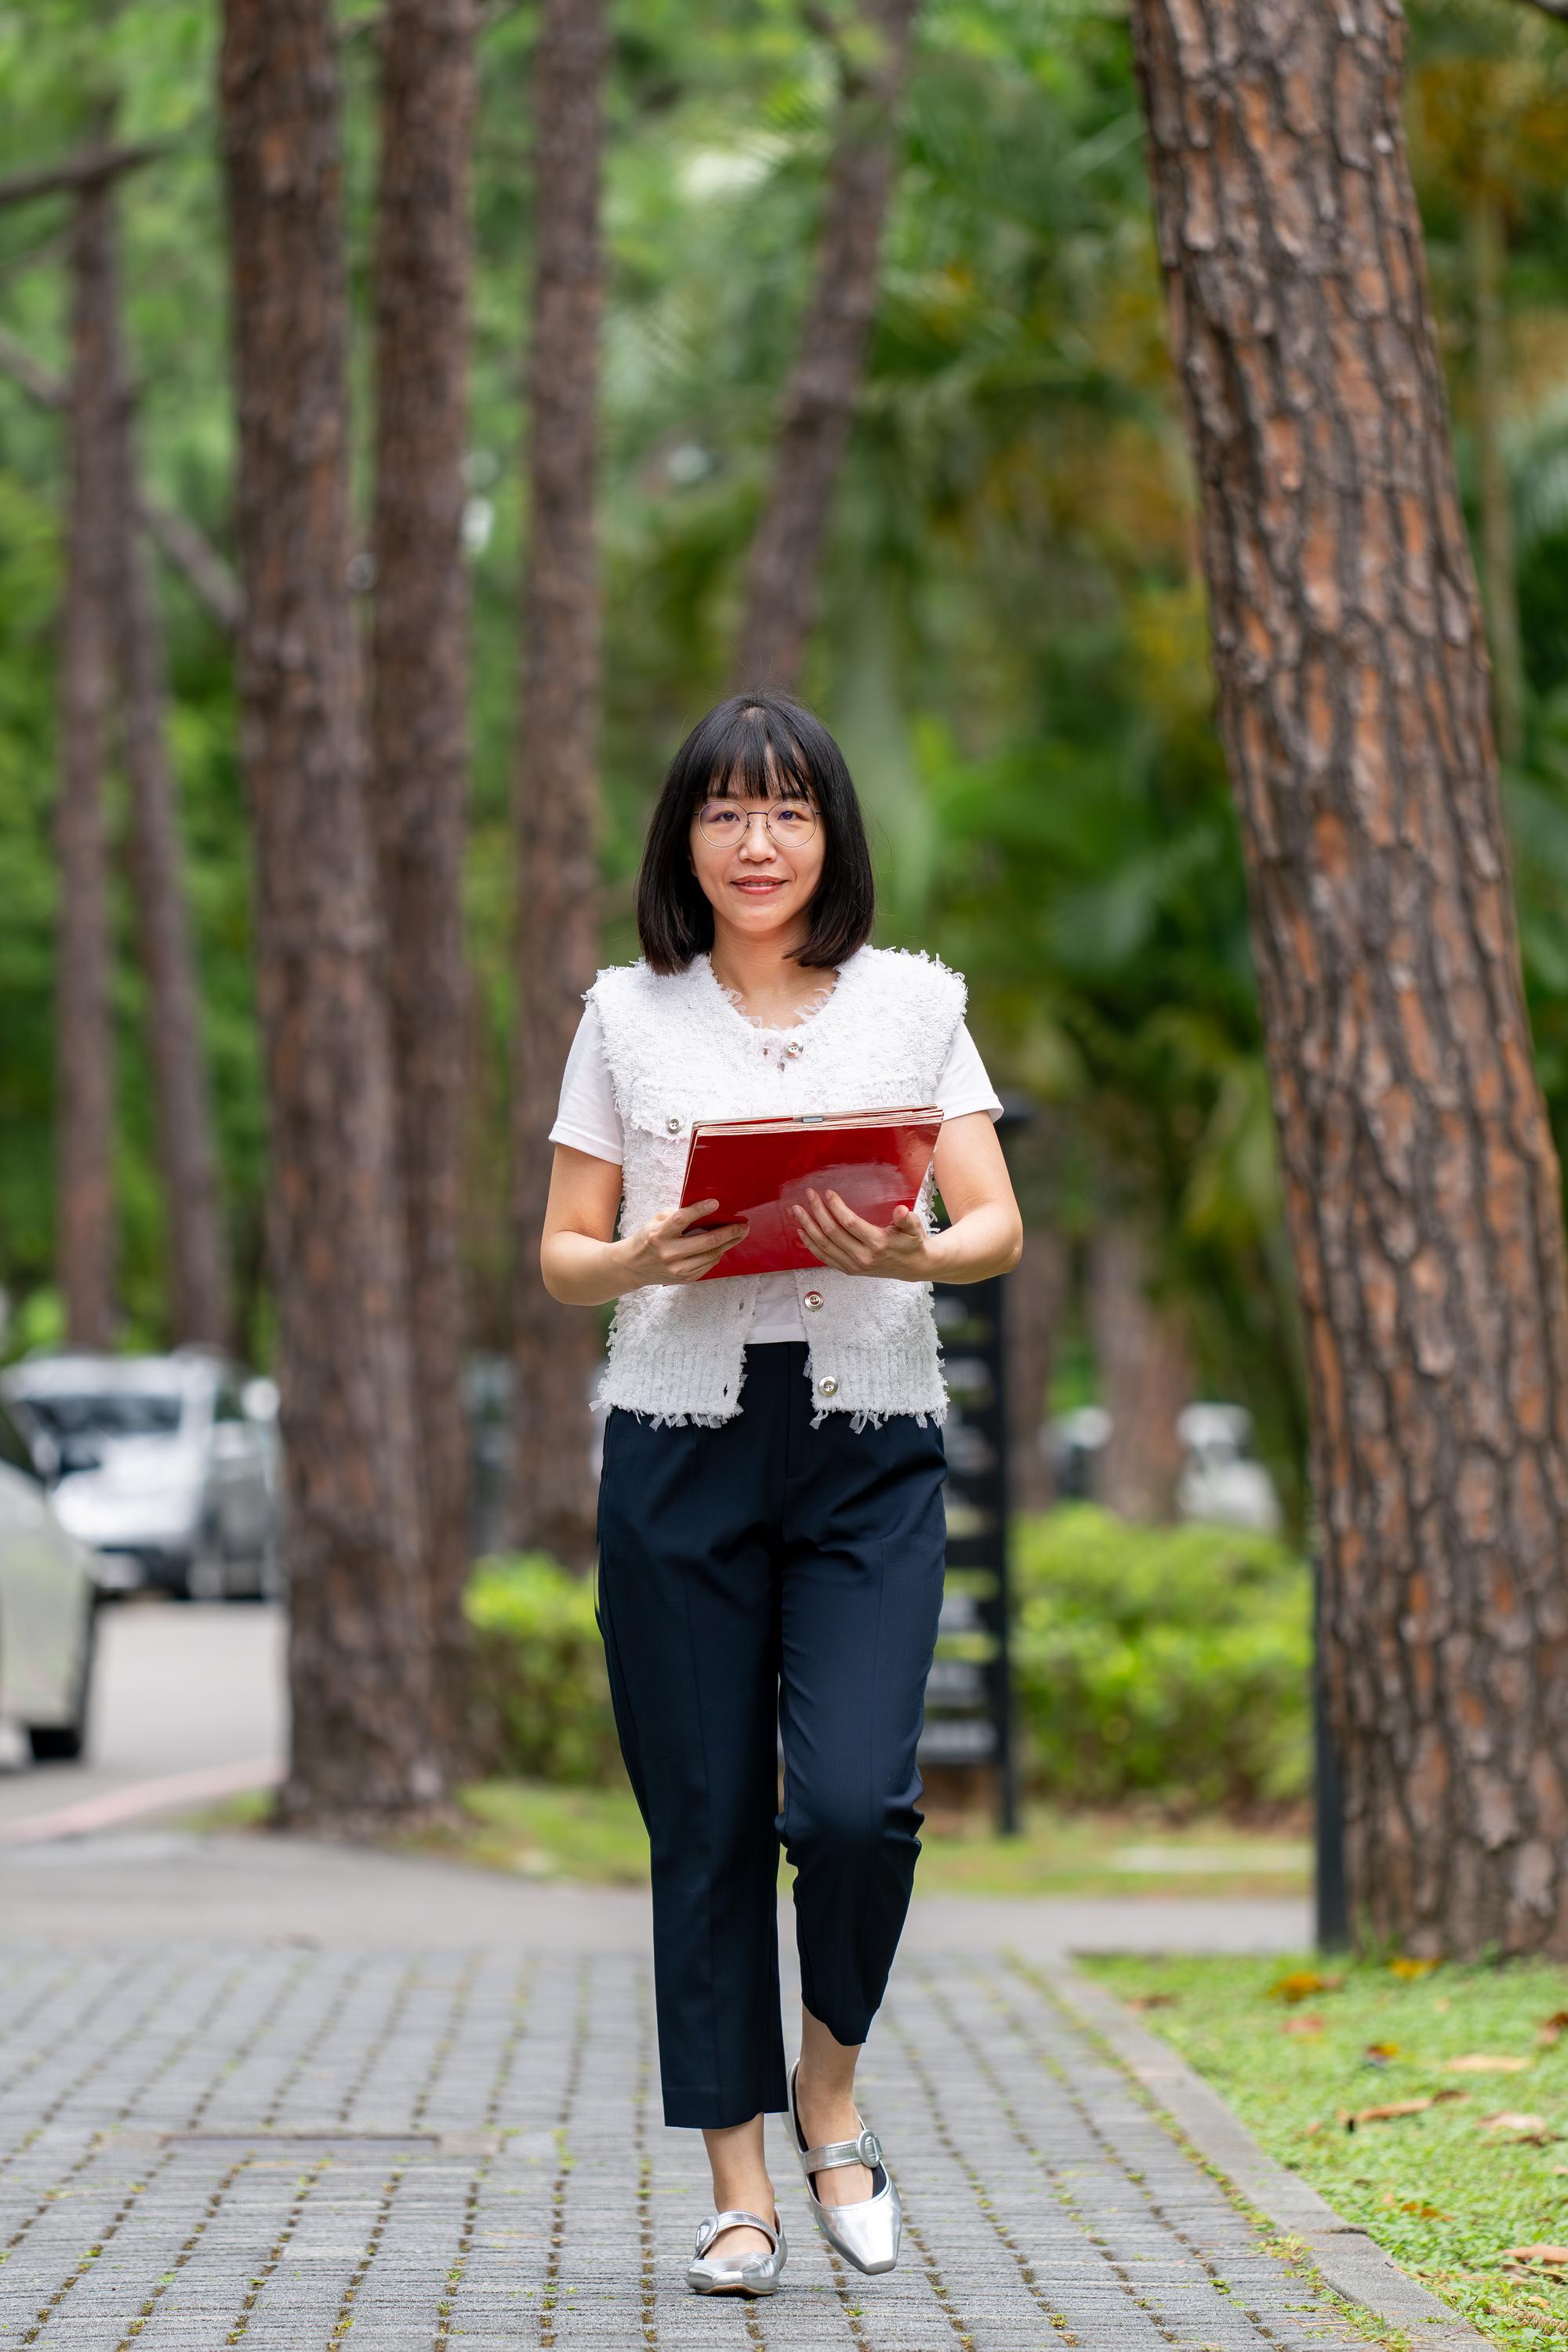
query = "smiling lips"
(734, 880, 783, 891)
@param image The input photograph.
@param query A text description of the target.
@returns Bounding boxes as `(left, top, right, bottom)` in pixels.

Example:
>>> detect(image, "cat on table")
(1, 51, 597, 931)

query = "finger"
(793, 1214, 851, 1271)
(670, 1198, 723, 1231)
(794, 1189, 838, 1240)
(802, 1192, 873, 1266)
(815, 1186, 874, 1240)
(669, 1227, 746, 1266)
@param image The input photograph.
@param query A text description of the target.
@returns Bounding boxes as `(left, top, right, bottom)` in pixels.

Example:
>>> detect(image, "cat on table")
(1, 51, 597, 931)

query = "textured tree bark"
(0, 316, 245, 633)
(370, 0, 479, 1762)
(508, 0, 610, 1568)
(1007, 1225, 1069, 1513)
(100, 198, 230, 1350)
(1087, 1221, 1192, 1523)
(220, 0, 441, 1824)
(1131, 0, 1568, 1951)
(733, 0, 918, 694)
(54, 182, 117, 1353)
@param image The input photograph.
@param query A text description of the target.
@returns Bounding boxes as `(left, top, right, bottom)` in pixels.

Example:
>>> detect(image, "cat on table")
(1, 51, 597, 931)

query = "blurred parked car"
(1173, 1403, 1283, 1535)
(3, 1348, 281, 1601)
(0, 1386, 97, 1759)
(1045, 1399, 1283, 1534)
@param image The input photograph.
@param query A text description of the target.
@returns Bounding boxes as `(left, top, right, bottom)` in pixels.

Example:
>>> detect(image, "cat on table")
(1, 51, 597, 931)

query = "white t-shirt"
(550, 995, 1005, 1343)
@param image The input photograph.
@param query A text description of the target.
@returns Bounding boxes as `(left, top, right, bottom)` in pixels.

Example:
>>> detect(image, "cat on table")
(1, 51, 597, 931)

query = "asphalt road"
(0, 1595, 285, 1836)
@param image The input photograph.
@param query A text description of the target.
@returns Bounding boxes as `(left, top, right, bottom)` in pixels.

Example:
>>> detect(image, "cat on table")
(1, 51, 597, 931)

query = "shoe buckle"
(857, 2128, 882, 2167)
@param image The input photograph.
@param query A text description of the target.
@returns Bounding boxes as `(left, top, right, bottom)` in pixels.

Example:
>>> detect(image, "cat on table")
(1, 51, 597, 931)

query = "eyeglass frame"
(694, 796, 819, 847)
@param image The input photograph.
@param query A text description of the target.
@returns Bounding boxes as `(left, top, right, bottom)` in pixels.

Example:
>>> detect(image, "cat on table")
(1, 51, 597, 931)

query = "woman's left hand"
(791, 1189, 934, 1281)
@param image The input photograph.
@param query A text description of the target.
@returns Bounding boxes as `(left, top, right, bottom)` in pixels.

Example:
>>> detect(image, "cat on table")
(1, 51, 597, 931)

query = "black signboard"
(920, 1268, 1019, 1833)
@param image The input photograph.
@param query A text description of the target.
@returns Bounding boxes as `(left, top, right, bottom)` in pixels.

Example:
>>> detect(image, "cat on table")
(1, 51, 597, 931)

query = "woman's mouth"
(732, 879, 784, 894)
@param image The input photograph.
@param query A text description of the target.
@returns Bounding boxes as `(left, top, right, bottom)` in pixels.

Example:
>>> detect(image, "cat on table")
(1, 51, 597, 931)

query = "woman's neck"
(707, 927, 838, 1023)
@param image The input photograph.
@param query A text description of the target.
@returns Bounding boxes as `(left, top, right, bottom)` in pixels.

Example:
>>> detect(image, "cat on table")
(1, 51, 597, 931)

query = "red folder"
(677, 1106, 945, 1278)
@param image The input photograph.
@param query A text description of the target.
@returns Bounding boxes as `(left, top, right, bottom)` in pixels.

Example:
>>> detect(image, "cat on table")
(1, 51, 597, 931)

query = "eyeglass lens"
(698, 800, 817, 842)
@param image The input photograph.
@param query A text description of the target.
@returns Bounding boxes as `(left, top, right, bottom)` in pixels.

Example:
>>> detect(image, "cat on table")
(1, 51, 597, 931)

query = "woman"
(540, 692, 1022, 2297)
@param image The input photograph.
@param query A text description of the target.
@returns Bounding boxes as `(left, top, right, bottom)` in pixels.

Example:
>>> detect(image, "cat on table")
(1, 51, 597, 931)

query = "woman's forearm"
(542, 1230, 634, 1308)
(920, 1202, 1023, 1285)
(545, 1199, 1021, 1308)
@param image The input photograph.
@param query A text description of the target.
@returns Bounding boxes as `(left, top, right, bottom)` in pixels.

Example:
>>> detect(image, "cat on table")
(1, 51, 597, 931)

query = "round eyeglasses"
(696, 798, 818, 847)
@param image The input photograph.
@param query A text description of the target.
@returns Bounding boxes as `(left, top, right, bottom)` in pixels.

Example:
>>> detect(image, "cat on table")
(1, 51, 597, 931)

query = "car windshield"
(22, 1392, 184, 1442)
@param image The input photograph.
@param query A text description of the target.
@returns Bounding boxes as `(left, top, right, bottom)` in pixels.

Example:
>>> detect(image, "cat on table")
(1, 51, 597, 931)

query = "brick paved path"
(0, 1942, 1385, 2351)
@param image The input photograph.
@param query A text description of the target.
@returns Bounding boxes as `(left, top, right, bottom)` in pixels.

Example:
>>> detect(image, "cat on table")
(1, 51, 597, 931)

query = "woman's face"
(687, 768, 826, 942)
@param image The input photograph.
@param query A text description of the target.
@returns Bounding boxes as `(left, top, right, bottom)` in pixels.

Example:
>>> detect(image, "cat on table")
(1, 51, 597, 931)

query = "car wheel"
(27, 1593, 97, 1764)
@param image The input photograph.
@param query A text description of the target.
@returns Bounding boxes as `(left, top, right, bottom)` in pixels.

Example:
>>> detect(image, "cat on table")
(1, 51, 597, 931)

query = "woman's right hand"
(617, 1199, 749, 1287)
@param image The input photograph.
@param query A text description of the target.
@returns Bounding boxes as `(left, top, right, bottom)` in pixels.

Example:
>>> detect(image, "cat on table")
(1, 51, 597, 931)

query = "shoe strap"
(799, 2125, 883, 2174)
(695, 2209, 779, 2256)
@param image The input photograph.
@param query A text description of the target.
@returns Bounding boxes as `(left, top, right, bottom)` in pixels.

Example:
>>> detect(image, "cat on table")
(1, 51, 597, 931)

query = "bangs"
(702, 706, 817, 804)
(635, 691, 875, 972)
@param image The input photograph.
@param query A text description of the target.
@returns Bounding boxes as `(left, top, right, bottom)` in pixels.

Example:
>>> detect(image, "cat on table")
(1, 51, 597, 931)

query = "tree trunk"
(370, 0, 479, 1762)
(54, 181, 117, 1353)
(1007, 1225, 1069, 1513)
(508, 0, 610, 1569)
(734, 0, 918, 695)
(0, 325, 241, 633)
(1468, 180, 1525, 767)
(100, 197, 230, 1350)
(1131, 0, 1568, 1952)
(220, 0, 441, 1825)
(1087, 1221, 1192, 1523)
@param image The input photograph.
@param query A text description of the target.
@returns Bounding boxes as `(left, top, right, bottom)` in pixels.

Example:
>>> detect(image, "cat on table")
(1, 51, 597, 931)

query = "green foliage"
(0, 0, 1566, 1530)
(1011, 1504, 1311, 1813)
(464, 1553, 619, 1787)
(466, 1513, 1312, 1817)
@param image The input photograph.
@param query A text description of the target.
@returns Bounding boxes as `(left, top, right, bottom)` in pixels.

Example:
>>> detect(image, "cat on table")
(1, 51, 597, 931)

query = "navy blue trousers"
(594, 1341, 948, 2129)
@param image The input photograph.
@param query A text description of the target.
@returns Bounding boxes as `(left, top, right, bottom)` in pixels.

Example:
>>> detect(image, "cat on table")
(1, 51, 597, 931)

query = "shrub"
(464, 1553, 620, 1786)
(465, 1510, 1312, 1817)
(1009, 1504, 1311, 1813)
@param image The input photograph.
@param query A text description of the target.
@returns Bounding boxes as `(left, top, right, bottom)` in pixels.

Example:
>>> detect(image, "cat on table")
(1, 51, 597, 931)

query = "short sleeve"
(935, 1020, 1004, 1123)
(548, 1000, 624, 1165)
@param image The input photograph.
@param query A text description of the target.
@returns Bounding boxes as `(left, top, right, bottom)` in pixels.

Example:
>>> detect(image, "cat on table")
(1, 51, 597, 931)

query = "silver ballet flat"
(685, 2207, 787, 2296)
(788, 2060, 902, 2275)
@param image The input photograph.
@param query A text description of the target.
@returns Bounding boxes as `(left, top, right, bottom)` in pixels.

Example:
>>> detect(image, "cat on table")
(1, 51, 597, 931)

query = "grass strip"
(1081, 1948, 1568, 2351)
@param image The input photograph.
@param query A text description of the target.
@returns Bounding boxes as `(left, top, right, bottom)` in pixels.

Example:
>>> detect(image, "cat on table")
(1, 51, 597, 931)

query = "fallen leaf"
(1502, 2244, 1568, 2267)
(1270, 1970, 1344, 2005)
(1282, 2014, 1326, 2037)
(1388, 1956, 1443, 1980)
(1540, 2012, 1568, 2047)
(1479, 2112, 1557, 2143)
(1363, 2042, 1401, 2064)
(1303, 2119, 1327, 2139)
(1342, 2095, 1459, 2127)
(1443, 2053, 1533, 2074)
(1381, 2193, 1451, 2219)
(1124, 1993, 1177, 2012)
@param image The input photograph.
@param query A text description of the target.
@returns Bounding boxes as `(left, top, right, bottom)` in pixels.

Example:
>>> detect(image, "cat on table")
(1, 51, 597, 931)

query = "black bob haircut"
(633, 693, 876, 977)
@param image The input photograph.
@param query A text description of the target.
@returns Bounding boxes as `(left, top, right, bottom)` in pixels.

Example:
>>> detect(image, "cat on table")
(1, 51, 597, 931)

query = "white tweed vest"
(586, 941, 969, 1432)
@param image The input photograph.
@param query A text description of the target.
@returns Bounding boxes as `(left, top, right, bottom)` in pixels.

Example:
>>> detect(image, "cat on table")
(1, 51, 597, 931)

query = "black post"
(924, 1095, 1032, 1835)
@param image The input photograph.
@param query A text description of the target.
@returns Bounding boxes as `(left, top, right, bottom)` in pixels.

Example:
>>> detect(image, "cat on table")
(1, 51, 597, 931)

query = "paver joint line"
(1042, 1961, 1494, 2352)
(0, 1937, 1459, 2352)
